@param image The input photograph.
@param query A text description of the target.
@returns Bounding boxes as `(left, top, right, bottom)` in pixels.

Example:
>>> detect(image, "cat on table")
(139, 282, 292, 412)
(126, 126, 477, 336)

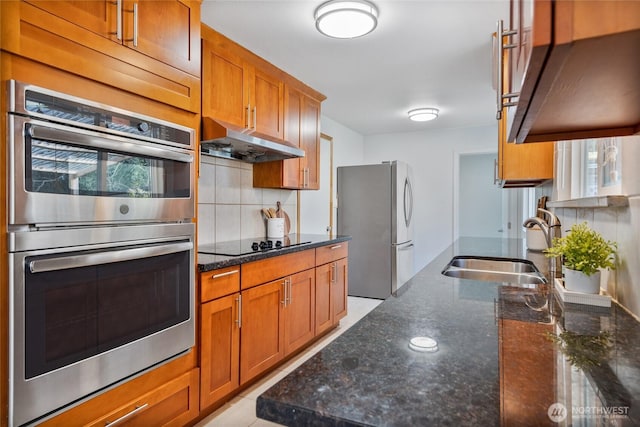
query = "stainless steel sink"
(441, 256, 547, 285)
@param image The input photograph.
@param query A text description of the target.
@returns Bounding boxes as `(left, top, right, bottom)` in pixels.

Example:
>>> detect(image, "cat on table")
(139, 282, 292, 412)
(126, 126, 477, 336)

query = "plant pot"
(564, 268, 601, 294)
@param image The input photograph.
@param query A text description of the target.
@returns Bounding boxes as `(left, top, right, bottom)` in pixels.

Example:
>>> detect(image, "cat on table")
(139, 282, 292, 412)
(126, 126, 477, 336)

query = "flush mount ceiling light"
(314, 0, 379, 39)
(408, 108, 439, 122)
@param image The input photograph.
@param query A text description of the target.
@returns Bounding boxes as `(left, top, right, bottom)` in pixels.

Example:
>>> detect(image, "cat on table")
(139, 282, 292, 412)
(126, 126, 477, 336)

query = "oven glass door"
(24, 242, 191, 379)
(10, 116, 195, 225)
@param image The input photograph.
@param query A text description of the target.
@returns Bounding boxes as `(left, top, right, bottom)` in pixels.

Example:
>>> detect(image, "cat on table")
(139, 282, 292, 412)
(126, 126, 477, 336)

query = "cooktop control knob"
(137, 122, 150, 132)
(259, 241, 267, 250)
(275, 241, 282, 248)
(251, 242, 259, 251)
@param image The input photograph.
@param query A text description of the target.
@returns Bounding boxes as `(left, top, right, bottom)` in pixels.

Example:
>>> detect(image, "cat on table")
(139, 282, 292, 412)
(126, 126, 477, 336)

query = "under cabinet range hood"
(200, 118, 305, 163)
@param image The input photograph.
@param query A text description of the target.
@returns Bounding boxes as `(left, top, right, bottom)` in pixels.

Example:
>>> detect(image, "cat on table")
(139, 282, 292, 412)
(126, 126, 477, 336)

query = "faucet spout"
(523, 208, 562, 278)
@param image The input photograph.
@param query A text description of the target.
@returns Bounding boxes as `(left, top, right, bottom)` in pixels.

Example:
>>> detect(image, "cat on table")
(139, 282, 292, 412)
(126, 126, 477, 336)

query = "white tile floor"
(195, 296, 382, 427)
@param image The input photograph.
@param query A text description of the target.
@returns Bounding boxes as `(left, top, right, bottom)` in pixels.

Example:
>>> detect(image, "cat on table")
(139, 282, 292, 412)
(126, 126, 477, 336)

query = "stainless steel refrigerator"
(337, 161, 414, 299)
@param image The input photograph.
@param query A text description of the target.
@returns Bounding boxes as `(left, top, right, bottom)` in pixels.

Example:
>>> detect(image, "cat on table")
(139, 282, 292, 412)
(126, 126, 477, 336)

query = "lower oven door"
(9, 224, 195, 426)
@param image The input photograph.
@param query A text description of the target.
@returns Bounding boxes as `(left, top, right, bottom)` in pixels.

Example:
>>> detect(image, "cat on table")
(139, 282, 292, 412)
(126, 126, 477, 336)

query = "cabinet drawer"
(316, 242, 348, 266)
(242, 249, 315, 289)
(200, 266, 241, 303)
(87, 368, 200, 427)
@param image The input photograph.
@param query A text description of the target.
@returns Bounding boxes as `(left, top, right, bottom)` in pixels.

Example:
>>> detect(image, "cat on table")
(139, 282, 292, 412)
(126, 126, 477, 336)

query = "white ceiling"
(200, 0, 509, 136)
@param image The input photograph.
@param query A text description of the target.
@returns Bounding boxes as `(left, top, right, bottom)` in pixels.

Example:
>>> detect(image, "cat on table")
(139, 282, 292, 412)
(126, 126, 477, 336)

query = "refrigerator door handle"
(404, 177, 414, 228)
(392, 240, 413, 247)
(398, 243, 414, 250)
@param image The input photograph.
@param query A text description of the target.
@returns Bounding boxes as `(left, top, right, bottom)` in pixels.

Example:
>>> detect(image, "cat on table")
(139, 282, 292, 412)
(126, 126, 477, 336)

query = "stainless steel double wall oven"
(6, 81, 197, 426)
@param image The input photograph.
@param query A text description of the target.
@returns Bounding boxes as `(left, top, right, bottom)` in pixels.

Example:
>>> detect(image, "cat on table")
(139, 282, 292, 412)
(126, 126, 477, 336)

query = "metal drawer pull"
(105, 403, 149, 426)
(330, 245, 342, 250)
(212, 269, 239, 279)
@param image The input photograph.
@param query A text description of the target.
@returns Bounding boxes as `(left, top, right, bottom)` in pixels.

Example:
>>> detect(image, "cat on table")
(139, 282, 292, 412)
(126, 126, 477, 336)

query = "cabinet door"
(251, 67, 285, 140)
(498, 105, 554, 184)
(24, 0, 116, 41)
(301, 95, 321, 190)
(200, 293, 240, 409)
(202, 39, 250, 129)
(284, 269, 316, 355)
(127, 0, 200, 76)
(240, 280, 285, 384)
(333, 259, 348, 322)
(315, 263, 333, 335)
(282, 86, 303, 188)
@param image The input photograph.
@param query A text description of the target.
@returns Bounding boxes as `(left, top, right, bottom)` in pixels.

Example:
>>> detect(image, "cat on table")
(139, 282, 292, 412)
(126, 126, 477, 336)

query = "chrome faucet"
(523, 208, 562, 277)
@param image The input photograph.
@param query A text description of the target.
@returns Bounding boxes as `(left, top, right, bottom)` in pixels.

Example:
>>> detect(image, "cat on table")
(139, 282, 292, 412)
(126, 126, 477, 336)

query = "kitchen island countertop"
(197, 234, 351, 272)
(257, 237, 640, 426)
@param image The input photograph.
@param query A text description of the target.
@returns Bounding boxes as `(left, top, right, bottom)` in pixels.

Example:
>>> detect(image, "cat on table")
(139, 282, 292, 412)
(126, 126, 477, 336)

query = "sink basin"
(441, 256, 547, 285)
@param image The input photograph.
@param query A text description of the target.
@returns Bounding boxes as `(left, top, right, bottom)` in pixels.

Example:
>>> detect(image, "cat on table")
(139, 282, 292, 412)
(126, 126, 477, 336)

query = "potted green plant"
(544, 222, 617, 294)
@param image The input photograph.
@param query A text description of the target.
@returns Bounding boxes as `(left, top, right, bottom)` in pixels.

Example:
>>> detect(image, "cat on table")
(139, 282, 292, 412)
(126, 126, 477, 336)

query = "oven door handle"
(29, 123, 194, 163)
(28, 241, 193, 273)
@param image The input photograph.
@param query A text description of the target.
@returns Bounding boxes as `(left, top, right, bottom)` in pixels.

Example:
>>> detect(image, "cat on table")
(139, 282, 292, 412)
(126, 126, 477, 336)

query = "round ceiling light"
(408, 108, 439, 122)
(314, 0, 379, 39)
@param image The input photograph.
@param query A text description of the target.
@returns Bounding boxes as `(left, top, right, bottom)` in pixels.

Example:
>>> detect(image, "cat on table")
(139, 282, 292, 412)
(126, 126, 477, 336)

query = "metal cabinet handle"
(236, 294, 242, 328)
(330, 245, 342, 250)
(495, 20, 519, 120)
(252, 106, 257, 131)
(124, 2, 138, 46)
(287, 278, 292, 305)
(111, 0, 123, 40)
(104, 403, 149, 426)
(245, 104, 251, 130)
(330, 262, 337, 283)
(281, 279, 287, 305)
(212, 269, 239, 279)
(132, 2, 139, 47)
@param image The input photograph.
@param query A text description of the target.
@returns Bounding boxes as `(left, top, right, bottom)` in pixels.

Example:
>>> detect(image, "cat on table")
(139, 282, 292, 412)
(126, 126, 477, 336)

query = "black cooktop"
(198, 237, 312, 257)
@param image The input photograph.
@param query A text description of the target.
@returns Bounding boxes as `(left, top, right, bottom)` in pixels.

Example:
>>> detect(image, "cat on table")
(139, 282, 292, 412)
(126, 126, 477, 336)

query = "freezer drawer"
(393, 241, 414, 293)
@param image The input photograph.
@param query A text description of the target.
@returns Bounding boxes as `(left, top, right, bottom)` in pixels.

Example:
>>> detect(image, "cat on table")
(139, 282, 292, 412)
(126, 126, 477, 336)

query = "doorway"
(454, 152, 532, 240)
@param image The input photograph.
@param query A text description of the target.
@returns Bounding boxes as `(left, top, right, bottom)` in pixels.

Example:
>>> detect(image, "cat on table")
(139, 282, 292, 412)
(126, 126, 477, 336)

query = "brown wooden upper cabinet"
(2, 0, 201, 111)
(494, 30, 554, 187)
(254, 86, 321, 190)
(201, 24, 285, 141)
(497, 0, 640, 143)
(22, 0, 201, 76)
(201, 24, 326, 190)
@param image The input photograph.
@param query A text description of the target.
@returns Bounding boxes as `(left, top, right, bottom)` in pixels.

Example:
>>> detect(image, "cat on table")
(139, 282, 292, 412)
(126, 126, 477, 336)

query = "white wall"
(363, 125, 497, 272)
(321, 115, 365, 168)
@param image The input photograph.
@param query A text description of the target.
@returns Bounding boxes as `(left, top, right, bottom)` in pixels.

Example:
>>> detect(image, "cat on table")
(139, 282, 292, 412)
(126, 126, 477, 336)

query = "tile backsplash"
(197, 155, 297, 245)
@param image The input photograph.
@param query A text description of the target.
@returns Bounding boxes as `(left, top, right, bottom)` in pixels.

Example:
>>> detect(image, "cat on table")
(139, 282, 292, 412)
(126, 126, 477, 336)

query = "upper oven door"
(9, 115, 195, 225)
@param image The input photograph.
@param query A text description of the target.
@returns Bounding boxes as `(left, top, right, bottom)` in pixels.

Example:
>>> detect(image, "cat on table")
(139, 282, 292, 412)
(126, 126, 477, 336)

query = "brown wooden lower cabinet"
(315, 243, 349, 335)
(240, 279, 286, 385)
(283, 269, 316, 355)
(200, 292, 240, 409)
(198, 244, 348, 413)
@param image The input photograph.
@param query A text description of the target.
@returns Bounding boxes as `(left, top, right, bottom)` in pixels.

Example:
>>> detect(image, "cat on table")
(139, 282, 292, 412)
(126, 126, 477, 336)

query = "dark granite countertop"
(256, 237, 640, 426)
(197, 234, 351, 272)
